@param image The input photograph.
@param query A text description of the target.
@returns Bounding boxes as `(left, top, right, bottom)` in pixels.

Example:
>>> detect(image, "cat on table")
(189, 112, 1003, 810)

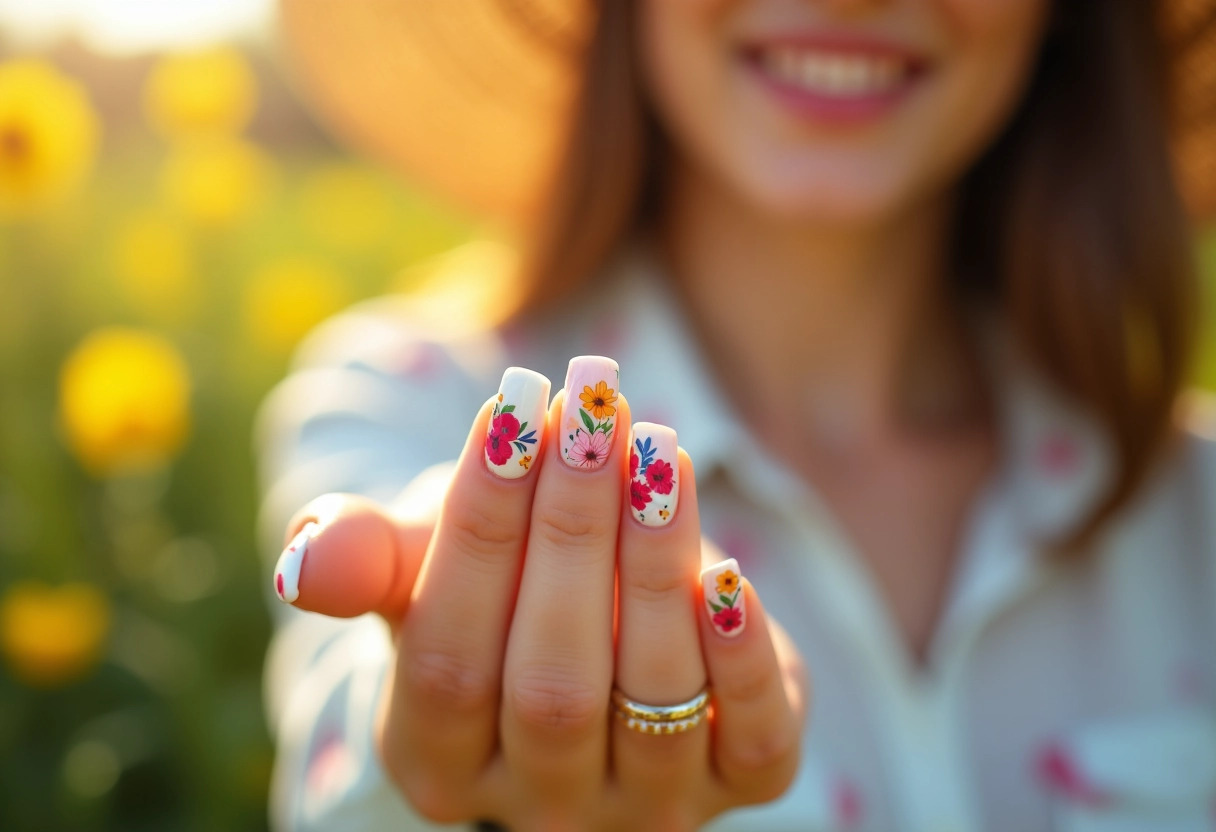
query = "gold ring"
(611, 687, 711, 731)
(614, 706, 707, 735)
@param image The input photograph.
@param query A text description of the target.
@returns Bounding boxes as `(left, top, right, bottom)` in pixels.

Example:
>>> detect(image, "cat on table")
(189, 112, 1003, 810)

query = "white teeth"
(760, 48, 907, 96)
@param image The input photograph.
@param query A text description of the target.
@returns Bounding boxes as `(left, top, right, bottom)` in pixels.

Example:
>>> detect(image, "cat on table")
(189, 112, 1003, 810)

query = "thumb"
(273, 487, 436, 623)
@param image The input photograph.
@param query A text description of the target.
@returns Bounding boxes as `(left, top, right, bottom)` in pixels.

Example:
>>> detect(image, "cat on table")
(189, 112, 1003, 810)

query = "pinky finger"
(698, 560, 805, 807)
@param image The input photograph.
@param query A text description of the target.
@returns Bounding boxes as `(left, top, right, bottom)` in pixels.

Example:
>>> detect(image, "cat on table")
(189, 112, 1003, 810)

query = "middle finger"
(501, 356, 626, 808)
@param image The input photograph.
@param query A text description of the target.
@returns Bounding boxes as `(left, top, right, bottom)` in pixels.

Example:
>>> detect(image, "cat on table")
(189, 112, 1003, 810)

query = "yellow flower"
(59, 328, 191, 475)
(716, 570, 739, 596)
(143, 47, 256, 139)
(298, 163, 394, 252)
(0, 582, 110, 687)
(518, 455, 532, 470)
(243, 257, 348, 352)
(160, 136, 274, 227)
(658, 509, 670, 520)
(579, 380, 617, 421)
(0, 60, 99, 217)
(110, 211, 198, 321)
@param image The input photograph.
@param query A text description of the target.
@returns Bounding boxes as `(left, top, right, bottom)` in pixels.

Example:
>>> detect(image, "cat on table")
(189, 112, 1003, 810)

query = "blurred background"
(0, 2, 475, 830)
(0, 3, 1213, 831)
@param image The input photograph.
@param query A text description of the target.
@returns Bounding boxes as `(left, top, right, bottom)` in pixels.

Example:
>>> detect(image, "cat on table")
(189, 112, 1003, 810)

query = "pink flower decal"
(569, 430, 611, 469)
(712, 606, 743, 633)
(630, 479, 652, 511)
(485, 411, 520, 466)
(645, 459, 674, 495)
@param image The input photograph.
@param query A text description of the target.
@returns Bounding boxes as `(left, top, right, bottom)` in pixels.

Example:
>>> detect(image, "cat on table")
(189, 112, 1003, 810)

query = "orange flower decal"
(716, 570, 739, 595)
(579, 380, 617, 421)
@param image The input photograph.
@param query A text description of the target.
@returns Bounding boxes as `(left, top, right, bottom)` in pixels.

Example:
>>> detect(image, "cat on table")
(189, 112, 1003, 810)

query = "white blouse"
(256, 241, 1216, 832)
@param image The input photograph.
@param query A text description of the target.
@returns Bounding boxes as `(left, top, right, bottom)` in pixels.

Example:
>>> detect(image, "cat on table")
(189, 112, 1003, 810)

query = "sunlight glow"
(0, 0, 274, 54)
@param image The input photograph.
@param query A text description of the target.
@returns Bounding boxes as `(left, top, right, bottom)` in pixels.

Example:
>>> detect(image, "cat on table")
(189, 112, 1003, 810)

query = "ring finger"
(612, 424, 709, 797)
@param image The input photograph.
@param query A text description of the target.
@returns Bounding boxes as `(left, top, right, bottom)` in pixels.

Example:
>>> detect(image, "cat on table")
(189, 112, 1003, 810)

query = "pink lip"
(739, 33, 930, 127)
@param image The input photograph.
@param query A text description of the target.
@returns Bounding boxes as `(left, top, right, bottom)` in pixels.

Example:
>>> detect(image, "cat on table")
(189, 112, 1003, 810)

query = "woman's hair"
(512, 0, 1205, 557)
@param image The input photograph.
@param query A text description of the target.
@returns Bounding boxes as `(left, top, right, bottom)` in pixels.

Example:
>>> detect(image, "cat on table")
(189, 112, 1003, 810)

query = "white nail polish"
(628, 422, 679, 526)
(484, 367, 550, 479)
(701, 558, 745, 637)
(274, 521, 319, 604)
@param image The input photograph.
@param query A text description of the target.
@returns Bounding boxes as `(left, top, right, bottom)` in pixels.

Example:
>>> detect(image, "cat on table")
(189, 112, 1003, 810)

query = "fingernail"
(701, 558, 745, 637)
(628, 422, 679, 526)
(560, 355, 620, 470)
(274, 521, 319, 604)
(484, 367, 551, 479)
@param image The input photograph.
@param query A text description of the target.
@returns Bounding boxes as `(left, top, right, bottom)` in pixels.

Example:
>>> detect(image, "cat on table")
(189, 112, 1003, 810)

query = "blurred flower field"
(0, 27, 1215, 832)
(0, 42, 471, 830)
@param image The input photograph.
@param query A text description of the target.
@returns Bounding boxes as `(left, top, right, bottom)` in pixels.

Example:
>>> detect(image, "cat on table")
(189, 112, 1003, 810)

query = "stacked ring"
(611, 687, 711, 735)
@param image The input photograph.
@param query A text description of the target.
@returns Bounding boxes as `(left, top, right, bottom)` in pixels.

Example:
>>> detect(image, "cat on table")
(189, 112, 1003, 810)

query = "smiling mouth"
(742, 41, 929, 101)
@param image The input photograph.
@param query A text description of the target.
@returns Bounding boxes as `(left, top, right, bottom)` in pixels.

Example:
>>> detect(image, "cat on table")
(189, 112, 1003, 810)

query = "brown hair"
(513, 0, 1205, 556)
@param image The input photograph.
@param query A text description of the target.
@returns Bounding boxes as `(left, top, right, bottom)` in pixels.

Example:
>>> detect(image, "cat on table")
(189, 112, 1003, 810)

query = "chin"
(739, 163, 910, 227)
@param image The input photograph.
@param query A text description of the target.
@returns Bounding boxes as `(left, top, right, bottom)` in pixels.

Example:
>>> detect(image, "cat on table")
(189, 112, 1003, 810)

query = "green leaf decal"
(517, 421, 528, 433)
(579, 408, 594, 432)
(500, 404, 515, 414)
(719, 594, 734, 607)
(708, 601, 722, 613)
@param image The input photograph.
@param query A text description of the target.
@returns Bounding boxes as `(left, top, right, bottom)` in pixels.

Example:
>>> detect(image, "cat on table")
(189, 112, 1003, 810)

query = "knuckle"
(532, 502, 611, 553)
(725, 727, 800, 795)
(507, 672, 604, 737)
(715, 668, 773, 708)
(446, 502, 518, 562)
(622, 558, 688, 603)
(403, 649, 497, 713)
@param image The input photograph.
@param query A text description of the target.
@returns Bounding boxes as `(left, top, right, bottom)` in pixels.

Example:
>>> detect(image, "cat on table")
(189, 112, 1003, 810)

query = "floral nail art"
(701, 558, 745, 637)
(561, 356, 619, 470)
(274, 521, 319, 604)
(628, 422, 678, 526)
(484, 367, 550, 479)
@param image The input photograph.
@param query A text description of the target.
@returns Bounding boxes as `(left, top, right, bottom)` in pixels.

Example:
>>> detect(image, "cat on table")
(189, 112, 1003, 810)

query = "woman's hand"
(274, 361, 809, 831)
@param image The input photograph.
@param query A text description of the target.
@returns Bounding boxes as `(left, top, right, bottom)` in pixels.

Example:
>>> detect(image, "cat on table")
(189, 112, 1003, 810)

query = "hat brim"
(278, 0, 588, 223)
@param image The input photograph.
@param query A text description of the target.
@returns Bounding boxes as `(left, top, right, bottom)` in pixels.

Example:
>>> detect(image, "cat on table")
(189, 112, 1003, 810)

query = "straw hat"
(278, 0, 1216, 222)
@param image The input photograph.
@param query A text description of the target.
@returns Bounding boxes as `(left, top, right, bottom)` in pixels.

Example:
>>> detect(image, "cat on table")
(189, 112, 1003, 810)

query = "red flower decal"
(645, 459, 674, 495)
(630, 479, 652, 511)
(629, 450, 639, 479)
(712, 606, 743, 633)
(485, 411, 520, 466)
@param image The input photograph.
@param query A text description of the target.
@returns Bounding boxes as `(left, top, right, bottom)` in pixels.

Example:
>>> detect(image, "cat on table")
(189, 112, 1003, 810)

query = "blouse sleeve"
(254, 298, 490, 831)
